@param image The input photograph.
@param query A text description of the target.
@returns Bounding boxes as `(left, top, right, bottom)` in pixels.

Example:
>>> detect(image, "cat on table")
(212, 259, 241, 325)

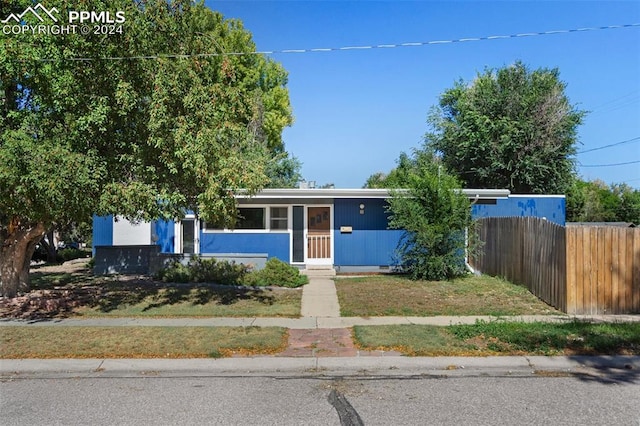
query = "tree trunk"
(41, 228, 58, 263)
(0, 221, 46, 298)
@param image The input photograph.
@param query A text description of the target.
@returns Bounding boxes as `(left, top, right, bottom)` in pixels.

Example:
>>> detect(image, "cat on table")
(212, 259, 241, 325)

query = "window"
(237, 208, 265, 229)
(202, 206, 289, 232)
(270, 207, 288, 230)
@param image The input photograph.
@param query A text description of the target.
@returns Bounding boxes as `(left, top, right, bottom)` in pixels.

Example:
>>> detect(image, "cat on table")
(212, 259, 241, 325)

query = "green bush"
(387, 152, 473, 281)
(58, 248, 91, 262)
(243, 258, 308, 288)
(156, 256, 249, 284)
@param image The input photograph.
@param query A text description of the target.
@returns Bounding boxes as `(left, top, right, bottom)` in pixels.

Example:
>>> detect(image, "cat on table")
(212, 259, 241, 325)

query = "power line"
(578, 136, 640, 154)
(590, 89, 640, 112)
(31, 22, 640, 62)
(580, 160, 640, 167)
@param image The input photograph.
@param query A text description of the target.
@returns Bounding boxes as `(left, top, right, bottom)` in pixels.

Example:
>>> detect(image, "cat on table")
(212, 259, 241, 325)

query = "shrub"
(156, 256, 250, 285)
(58, 248, 90, 262)
(243, 258, 308, 288)
(387, 152, 474, 280)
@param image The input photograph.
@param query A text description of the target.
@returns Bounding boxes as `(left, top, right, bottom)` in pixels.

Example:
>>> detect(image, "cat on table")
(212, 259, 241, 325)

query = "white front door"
(305, 206, 333, 265)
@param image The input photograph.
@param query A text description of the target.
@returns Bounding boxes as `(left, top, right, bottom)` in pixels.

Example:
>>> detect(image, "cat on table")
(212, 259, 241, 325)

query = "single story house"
(93, 189, 566, 273)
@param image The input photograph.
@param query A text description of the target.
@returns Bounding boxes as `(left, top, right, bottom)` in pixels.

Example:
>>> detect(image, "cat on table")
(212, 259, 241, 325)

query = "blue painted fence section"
(333, 199, 403, 266)
(472, 196, 566, 226)
(92, 214, 113, 256)
(199, 232, 290, 263)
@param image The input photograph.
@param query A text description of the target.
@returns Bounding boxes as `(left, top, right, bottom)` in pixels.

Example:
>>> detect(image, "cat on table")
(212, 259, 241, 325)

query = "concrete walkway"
(300, 277, 341, 318)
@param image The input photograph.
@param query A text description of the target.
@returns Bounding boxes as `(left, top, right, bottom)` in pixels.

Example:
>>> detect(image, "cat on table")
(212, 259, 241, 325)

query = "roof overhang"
(235, 188, 511, 200)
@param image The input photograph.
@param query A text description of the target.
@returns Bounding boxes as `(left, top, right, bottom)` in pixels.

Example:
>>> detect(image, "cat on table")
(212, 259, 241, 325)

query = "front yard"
(335, 274, 561, 317)
(0, 260, 301, 320)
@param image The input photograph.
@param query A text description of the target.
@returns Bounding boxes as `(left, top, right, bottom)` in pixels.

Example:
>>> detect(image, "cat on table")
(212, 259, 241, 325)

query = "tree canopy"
(0, 0, 293, 296)
(426, 61, 585, 194)
(566, 179, 640, 224)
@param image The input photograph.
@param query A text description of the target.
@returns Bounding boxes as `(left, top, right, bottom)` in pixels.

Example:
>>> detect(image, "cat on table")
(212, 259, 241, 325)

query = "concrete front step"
(301, 268, 336, 278)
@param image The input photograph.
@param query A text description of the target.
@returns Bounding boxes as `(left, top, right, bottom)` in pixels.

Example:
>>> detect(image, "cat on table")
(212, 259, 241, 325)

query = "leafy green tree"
(567, 178, 640, 224)
(426, 61, 585, 194)
(612, 183, 640, 225)
(363, 153, 417, 189)
(386, 152, 474, 280)
(265, 152, 303, 188)
(0, 0, 293, 297)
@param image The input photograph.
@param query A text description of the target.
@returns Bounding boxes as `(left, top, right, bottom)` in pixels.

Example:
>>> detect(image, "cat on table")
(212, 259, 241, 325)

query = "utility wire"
(580, 160, 640, 167)
(31, 23, 640, 62)
(578, 136, 640, 154)
(590, 89, 640, 112)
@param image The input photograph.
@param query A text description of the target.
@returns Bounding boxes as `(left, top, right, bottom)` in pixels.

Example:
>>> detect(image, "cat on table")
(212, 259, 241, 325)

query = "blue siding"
(472, 196, 566, 226)
(92, 214, 113, 256)
(153, 220, 175, 253)
(200, 232, 290, 263)
(333, 199, 403, 266)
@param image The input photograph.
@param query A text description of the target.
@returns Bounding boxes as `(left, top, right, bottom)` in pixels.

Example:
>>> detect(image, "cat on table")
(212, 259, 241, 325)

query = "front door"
(306, 206, 332, 265)
(180, 218, 197, 254)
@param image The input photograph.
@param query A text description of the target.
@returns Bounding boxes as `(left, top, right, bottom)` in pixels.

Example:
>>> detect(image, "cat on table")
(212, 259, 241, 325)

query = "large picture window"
(203, 206, 288, 232)
(237, 208, 265, 230)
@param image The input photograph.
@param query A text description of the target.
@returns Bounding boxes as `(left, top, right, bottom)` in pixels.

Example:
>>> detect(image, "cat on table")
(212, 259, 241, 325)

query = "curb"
(2, 356, 639, 379)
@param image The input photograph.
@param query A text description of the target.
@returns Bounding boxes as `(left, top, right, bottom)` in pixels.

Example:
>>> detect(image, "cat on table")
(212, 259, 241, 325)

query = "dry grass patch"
(336, 274, 559, 317)
(75, 284, 302, 318)
(0, 326, 287, 358)
(2, 262, 302, 320)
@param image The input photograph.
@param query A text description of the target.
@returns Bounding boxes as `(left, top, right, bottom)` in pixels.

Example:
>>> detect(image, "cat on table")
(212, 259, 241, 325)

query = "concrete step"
(301, 268, 336, 278)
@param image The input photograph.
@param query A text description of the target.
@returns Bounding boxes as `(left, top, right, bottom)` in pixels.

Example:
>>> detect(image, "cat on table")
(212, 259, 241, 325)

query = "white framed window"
(202, 205, 289, 233)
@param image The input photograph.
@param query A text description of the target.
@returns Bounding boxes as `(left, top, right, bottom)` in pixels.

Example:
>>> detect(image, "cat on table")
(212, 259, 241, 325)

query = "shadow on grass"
(1, 270, 277, 320)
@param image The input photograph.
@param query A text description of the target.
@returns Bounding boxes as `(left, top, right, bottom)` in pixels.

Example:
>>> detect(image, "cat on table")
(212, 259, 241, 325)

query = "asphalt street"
(2, 373, 639, 425)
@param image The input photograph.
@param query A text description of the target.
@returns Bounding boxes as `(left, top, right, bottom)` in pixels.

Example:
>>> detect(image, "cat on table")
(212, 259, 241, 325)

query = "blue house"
(93, 188, 565, 273)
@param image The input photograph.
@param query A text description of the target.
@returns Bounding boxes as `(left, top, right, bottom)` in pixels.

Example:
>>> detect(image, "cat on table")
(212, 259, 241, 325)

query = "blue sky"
(207, 1, 640, 190)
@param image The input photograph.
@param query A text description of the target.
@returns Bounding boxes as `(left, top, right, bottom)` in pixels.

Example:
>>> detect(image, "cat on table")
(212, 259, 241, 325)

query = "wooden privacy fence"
(470, 217, 640, 314)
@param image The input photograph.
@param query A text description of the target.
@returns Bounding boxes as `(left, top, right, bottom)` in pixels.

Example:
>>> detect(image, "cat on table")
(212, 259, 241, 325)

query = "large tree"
(426, 61, 585, 194)
(566, 178, 640, 224)
(0, 0, 293, 297)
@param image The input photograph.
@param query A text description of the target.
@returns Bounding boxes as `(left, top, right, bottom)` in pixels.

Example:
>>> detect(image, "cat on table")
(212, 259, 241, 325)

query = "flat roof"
(236, 188, 511, 200)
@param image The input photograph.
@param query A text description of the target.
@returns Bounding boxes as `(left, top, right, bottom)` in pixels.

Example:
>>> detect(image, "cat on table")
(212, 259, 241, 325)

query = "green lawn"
(0, 326, 288, 358)
(354, 321, 640, 356)
(336, 274, 560, 317)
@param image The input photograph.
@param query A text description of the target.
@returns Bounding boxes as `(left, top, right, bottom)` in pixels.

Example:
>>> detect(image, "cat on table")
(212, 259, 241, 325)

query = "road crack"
(328, 389, 364, 426)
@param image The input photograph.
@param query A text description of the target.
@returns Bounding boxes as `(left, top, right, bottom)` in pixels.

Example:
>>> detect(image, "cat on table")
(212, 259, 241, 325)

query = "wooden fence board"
(566, 226, 576, 313)
(633, 230, 640, 312)
(603, 227, 612, 314)
(618, 230, 627, 313)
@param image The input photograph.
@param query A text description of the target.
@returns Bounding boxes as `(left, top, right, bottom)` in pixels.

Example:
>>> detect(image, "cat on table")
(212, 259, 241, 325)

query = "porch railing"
(307, 234, 331, 259)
